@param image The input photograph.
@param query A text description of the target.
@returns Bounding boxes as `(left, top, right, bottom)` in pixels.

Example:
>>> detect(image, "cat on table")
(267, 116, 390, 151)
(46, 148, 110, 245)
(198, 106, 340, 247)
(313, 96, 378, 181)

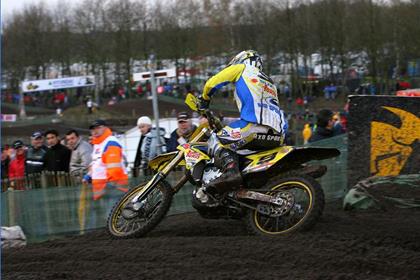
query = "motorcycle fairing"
(242, 146, 294, 174)
(178, 143, 210, 170)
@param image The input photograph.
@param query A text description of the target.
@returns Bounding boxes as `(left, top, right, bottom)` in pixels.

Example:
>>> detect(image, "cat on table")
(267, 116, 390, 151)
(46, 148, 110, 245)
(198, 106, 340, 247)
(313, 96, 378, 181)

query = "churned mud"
(3, 200, 420, 279)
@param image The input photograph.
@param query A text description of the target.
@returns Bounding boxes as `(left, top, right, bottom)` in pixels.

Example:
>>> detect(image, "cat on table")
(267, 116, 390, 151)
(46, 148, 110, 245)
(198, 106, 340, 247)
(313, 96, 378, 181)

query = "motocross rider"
(199, 50, 288, 196)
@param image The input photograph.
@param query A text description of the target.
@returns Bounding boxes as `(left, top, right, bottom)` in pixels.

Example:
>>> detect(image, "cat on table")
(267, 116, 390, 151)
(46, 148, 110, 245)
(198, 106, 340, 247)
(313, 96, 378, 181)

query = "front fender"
(149, 151, 185, 171)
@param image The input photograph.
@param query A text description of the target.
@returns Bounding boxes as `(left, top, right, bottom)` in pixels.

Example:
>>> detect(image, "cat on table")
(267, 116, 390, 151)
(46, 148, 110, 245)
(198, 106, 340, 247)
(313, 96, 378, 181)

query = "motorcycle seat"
(236, 133, 283, 155)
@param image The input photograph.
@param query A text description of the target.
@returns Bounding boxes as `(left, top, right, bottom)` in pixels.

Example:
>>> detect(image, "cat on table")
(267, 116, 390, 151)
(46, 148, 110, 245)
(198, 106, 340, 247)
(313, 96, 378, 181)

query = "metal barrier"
(2, 171, 80, 192)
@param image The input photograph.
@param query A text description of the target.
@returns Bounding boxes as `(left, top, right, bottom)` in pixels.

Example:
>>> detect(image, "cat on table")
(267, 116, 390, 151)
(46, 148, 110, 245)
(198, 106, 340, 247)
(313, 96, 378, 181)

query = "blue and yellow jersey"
(202, 64, 287, 134)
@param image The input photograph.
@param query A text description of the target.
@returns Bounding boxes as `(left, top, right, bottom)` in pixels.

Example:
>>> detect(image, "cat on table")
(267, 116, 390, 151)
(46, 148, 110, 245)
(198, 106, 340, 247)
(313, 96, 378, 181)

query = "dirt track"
(3, 201, 420, 280)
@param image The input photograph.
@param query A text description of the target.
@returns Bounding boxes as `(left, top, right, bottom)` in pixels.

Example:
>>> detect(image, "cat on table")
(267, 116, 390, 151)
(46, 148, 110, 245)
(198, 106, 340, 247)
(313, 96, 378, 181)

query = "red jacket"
(9, 154, 25, 179)
(9, 154, 26, 190)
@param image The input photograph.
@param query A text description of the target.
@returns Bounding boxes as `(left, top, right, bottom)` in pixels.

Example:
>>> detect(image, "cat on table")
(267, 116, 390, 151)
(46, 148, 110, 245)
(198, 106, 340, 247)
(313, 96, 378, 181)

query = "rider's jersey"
(202, 64, 287, 134)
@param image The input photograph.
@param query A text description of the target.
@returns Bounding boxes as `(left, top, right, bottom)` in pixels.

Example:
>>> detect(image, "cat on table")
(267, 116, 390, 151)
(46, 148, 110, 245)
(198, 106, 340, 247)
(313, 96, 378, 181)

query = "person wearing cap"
(84, 119, 128, 200)
(44, 130, 72, 172)
(133, 116, 167, 177)
(1, 146, 10, 182)
(65, 129, 93, 181)
(8, 140, 26, 190)
(167, 112, 197, 152)
(25, 131, 47, 175)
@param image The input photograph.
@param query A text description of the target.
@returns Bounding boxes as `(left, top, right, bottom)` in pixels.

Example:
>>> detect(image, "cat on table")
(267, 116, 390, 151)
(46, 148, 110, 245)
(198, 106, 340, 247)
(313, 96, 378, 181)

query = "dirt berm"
(3, 201, 420, 279)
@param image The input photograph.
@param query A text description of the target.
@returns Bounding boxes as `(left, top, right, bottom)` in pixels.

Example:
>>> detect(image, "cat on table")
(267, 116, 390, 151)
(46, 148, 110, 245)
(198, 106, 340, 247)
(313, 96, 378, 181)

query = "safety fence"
(307, 134, 348, 199)
(1, 134, 347, 243)
(2, 171, 81, 192)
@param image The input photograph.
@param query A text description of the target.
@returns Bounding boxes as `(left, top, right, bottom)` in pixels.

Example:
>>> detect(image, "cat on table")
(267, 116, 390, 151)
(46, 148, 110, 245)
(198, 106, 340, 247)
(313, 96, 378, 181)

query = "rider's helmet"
(227, 50, 263, 71)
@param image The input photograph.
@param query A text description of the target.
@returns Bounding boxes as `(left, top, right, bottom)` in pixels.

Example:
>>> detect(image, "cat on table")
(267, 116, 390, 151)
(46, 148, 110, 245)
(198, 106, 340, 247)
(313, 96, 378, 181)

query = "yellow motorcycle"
(107, 94, 340, 238)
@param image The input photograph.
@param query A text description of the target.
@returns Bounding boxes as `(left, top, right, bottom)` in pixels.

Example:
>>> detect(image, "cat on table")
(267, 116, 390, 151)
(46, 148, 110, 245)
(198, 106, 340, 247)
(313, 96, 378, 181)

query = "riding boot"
(206, 148, 242, 194)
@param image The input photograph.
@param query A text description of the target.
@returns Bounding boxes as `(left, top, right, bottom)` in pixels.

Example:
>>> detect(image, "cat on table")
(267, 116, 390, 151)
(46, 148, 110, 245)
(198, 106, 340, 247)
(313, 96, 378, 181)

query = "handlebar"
(201, 109, 223, 131)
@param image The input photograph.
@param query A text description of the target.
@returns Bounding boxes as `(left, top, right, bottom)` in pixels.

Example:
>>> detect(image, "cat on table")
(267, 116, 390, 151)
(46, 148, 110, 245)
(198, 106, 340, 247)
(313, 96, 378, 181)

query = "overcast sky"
(2, 0, 82, 20)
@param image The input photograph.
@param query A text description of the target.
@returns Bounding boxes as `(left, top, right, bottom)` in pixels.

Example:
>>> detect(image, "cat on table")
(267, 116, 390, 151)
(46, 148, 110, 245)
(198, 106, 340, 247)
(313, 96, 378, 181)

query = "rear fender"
(242, 146, 340, 175)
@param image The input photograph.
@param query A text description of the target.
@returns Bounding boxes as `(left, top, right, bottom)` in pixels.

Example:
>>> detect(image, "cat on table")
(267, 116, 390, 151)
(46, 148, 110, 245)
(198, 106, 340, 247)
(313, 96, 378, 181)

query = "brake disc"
(121, 201, 144, 219)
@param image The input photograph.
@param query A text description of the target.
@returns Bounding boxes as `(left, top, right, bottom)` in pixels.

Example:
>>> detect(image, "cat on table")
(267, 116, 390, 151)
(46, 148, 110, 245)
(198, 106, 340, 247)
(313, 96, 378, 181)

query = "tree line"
(3, 0, 420, 95)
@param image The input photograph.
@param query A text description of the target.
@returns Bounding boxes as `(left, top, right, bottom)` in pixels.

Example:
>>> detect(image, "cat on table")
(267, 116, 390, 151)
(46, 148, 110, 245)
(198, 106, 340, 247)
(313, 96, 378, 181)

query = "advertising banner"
(348, 95, 420, 187)
(1, 114, 17, 122)
(21, 76, 95, 93)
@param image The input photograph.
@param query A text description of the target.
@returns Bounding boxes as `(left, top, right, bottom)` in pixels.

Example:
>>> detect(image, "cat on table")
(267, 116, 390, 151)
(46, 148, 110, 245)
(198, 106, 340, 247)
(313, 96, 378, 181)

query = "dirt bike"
(107, 93, 340, 238)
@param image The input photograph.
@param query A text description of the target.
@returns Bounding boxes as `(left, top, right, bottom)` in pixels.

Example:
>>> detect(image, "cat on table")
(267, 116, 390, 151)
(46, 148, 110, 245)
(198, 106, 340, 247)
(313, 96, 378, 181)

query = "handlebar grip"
(204, 110, 223, 131)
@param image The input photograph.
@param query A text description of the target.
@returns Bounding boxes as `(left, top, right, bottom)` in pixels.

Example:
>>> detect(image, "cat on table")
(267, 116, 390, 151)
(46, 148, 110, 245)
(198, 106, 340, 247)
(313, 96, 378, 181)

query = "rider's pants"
(208, 119, 279, 157)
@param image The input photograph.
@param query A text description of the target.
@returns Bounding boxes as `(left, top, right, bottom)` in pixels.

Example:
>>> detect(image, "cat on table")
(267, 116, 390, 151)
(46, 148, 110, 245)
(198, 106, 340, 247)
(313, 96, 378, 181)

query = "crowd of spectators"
(1, 110, 203, 192)
(1, 129, 91, 191)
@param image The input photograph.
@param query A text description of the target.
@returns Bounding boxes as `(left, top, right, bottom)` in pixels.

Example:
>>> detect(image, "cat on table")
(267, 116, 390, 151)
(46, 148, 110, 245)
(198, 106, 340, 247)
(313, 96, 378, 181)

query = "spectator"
(118, 87, 126, 100)
(302, 123, 312, 145)
(84, 119, 128, 200)
(332, 113, 345, 135)
(136, 83, 143, 95)
(369, 83, 376, 95)
(309, 109, 344, 143)
(167, 112, 197, 152)
(324, 84, 337, 100)
(284, 84, 291, 98)
(339, 112, 348, 132)
(25, 131, 47, 175)
(133, 116, 167, 177)
(1, 146, 10, 180)
(66, 129, 92, 180)
(86, 98, 93, 114)
(44, 130, 71, 172)
(8, 140, 26, 190)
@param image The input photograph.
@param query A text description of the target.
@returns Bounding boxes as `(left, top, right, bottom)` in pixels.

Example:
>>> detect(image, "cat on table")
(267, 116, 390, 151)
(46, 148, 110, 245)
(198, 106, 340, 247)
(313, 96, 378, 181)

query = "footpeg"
(195, 188, 209, 204)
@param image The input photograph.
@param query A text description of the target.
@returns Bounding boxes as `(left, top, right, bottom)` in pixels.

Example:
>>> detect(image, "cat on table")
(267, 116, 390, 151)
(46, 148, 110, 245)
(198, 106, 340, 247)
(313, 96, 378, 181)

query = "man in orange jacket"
(83, 120, 128, 200)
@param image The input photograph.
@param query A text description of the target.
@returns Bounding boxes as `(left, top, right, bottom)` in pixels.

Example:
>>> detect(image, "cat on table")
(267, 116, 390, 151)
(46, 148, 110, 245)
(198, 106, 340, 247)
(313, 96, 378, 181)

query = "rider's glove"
(198, 97, 210, 111)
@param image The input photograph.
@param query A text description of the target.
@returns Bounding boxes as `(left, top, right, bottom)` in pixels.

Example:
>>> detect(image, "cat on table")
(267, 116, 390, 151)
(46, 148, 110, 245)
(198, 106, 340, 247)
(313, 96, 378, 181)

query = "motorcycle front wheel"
(107, 180, 173, 239)
(246, 174, 324, 236)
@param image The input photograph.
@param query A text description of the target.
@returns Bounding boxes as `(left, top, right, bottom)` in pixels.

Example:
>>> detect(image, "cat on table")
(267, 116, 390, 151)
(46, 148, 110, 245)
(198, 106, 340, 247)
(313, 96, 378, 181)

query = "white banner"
(133, 68, 176, 82)
(21, 76, 95, 92)
(1, 114, 17, 122)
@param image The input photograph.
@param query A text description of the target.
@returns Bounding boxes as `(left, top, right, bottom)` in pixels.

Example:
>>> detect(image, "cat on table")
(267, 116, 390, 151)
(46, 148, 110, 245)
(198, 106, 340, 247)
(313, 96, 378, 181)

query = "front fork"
(130, 152, 184, 203)
(130, 127, 209, 203)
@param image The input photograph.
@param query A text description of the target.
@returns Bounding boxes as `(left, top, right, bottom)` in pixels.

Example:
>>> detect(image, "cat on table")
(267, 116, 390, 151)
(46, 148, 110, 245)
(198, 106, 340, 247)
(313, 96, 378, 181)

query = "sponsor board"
(348, 95, 420, 187)
(22, 76, 95, 92)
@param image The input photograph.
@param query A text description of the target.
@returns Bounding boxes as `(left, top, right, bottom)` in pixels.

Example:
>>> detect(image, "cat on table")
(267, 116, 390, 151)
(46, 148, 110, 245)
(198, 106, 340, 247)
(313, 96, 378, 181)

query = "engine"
(201, 165, 222, 185)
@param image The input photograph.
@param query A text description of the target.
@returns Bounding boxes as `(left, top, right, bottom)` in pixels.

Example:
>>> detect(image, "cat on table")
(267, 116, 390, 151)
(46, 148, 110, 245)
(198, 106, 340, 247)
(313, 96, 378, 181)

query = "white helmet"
(227, 50, 263, 71)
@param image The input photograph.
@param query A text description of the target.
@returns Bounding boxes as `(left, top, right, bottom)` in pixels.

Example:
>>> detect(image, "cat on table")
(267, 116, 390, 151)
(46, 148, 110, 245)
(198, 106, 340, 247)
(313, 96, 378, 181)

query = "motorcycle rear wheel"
(107, 181, 173, 239)
(246, 174, 324, 236)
